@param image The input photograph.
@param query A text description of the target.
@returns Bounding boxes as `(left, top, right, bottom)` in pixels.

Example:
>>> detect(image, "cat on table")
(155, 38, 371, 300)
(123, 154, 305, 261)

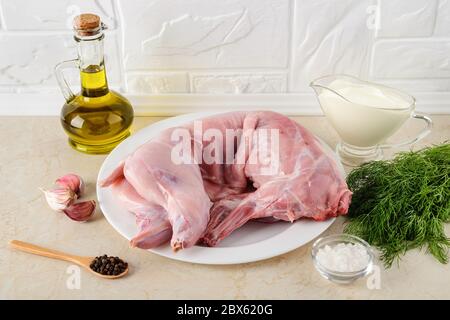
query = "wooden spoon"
(9, 240, 128, 279)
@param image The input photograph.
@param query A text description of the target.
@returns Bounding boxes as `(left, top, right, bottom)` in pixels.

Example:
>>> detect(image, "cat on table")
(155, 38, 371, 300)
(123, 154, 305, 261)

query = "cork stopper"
(73, 13, 101, 36)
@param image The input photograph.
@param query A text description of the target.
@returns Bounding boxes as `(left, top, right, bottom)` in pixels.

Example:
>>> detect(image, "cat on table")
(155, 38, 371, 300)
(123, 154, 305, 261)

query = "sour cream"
(317, 78, 412, 147)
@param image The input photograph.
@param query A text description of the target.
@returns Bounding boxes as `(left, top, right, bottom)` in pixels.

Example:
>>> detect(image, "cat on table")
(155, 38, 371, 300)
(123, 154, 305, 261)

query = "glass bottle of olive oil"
(55, 13, 133, 154)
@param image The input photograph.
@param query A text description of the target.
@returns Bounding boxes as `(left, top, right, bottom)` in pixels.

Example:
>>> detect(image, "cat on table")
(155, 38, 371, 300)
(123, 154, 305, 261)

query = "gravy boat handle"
(380, 114, 433, 149)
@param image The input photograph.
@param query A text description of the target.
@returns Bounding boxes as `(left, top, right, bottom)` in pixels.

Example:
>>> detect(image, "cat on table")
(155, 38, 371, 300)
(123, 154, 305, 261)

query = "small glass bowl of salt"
(311, 234, 374, 284)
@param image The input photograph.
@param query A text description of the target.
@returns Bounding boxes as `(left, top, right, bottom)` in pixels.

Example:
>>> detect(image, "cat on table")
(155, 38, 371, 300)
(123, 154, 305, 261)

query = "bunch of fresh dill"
(344, 143, 450, 267)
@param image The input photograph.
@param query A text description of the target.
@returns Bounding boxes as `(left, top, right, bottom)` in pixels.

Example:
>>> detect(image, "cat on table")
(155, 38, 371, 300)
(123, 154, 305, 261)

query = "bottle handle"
(54, 59, 79, 102)
(380, 113, 433, 149)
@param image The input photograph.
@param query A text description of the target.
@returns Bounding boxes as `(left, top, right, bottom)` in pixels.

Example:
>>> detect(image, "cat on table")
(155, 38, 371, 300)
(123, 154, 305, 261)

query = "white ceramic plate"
(97, 112, 345, 265)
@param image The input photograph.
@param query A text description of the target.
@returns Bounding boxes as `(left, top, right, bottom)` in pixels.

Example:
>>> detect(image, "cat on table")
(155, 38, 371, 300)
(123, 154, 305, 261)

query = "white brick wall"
(0, 0, 449, 113)
(377, 0, 438, 38)
(290, 0, 373, 92)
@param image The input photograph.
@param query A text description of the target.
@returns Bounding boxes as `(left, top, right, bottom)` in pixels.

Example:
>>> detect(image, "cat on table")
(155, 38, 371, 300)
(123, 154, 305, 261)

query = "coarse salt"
(316, 242, 370, 272)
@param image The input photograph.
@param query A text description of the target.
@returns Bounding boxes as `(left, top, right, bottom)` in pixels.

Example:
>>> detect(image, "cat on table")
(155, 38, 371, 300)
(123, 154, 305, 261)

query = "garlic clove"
(41, 187, 76, 211)
(55, 174, 85, 197)
(63, 200, 96, 222)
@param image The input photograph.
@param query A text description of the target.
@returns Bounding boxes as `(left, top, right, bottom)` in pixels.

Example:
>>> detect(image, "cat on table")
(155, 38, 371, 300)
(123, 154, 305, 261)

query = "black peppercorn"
(89, 255, 128, 276)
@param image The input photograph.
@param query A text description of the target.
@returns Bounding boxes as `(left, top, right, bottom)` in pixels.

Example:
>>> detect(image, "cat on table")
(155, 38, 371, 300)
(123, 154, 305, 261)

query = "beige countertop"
(1, 115, 449, 299)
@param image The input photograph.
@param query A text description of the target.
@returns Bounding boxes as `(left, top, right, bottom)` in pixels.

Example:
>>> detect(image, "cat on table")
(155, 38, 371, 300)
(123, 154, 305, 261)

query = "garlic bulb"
(41, 173, 95, 222)
(63, 200, 96, 222)
(41, 187, 76, 211)
(55, 173, 85, 197)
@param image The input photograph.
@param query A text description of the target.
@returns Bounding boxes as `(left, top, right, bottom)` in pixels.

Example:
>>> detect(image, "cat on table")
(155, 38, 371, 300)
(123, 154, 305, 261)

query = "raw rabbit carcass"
(201, 111, 352, 246)
(100, 129, 212, 251)
(108, 177, 172, 248)
(101, 111, 352, 250)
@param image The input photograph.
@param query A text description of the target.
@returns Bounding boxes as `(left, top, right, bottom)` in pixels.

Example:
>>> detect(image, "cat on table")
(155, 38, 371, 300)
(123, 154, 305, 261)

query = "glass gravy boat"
(311, 75, 432, 166)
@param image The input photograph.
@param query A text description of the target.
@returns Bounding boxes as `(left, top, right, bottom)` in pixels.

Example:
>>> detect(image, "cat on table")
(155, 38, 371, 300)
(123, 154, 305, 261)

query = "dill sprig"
(344, 143, 450, 268)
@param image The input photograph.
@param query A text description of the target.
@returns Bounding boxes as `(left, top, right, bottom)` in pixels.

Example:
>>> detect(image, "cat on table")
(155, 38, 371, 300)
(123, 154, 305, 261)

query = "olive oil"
(61, 65, 133, 154)
(56, 14, 133, 154)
